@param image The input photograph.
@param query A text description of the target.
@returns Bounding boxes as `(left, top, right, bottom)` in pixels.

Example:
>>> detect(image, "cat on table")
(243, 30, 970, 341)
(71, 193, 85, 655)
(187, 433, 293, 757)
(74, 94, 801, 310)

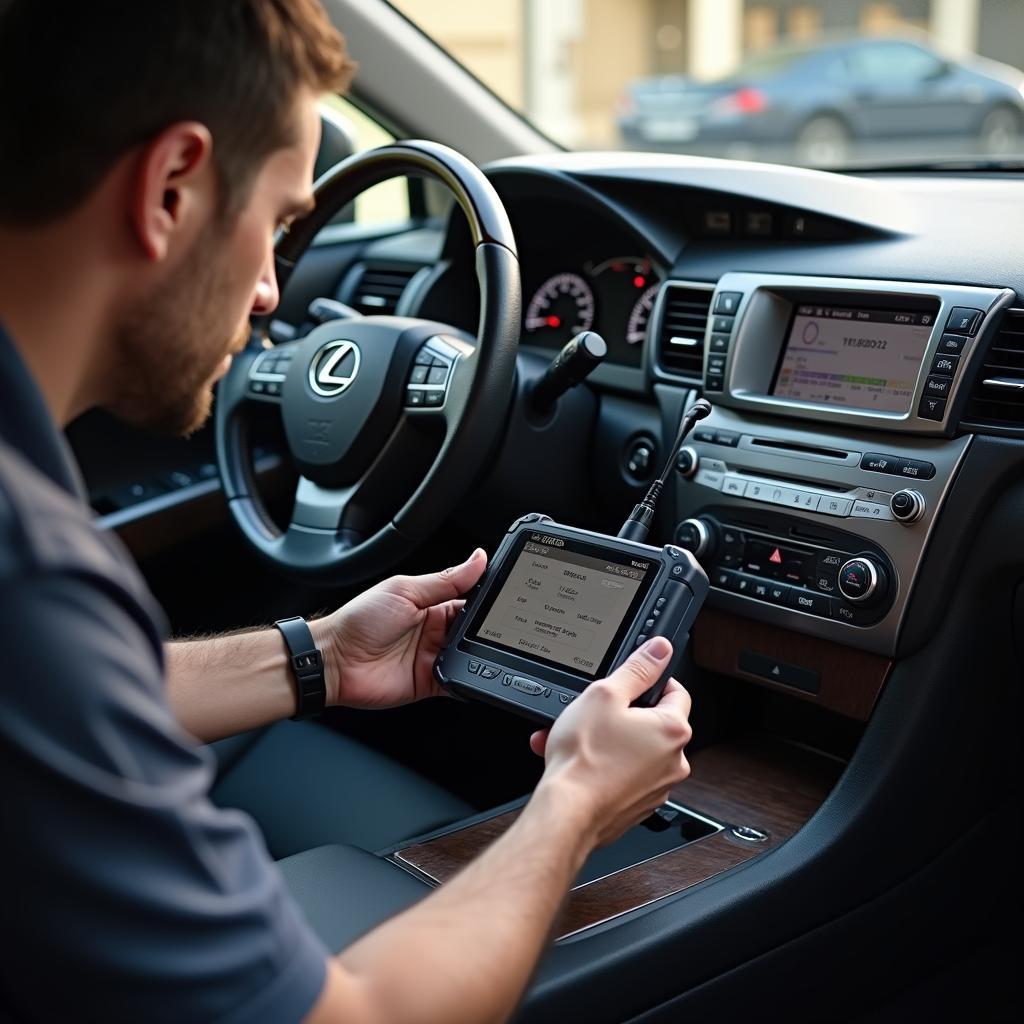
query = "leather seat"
(210, 719, 475, 860)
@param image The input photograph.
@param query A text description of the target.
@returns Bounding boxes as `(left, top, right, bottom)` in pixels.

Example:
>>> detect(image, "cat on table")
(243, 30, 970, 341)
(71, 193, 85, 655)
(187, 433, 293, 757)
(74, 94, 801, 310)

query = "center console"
(652, 272, 1014, 703)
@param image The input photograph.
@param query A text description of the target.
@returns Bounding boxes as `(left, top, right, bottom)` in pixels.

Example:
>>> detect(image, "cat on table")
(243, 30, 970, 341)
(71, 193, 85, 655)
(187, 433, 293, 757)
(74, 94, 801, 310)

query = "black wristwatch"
(274, 616, 327, 720)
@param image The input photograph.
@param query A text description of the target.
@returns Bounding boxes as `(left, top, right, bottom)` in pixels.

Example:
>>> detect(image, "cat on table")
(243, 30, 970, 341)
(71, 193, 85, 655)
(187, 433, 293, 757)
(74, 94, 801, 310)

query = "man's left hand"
(311, 549, 488, 709)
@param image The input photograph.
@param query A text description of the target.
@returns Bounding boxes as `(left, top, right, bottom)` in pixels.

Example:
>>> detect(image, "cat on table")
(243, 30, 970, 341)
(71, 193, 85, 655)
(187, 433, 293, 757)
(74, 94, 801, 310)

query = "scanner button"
(558, 692, 575, 705)
(502, 674, 513, 686)
(656, 597, 666, 609)
(468, 660, 482, 675)
(671, 564, 684, 576)
(511, 677, 545, 695)
(644, 618, 655, 630)
(635, 635, 647, 646)
(479, 665, 500, 679)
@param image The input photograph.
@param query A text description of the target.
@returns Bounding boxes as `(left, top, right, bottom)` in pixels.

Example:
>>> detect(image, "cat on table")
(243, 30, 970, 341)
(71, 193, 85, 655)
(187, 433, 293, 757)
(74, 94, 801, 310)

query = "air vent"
(347, 263, 417, 315)
(655, 283, 713, 379)
(962, 308, 1024, 428)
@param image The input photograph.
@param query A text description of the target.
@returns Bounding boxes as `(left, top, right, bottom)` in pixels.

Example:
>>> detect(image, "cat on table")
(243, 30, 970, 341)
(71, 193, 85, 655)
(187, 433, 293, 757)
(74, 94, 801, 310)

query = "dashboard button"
(705, 374, 725, 392)
(833, 603, 873, 626)
(861, 452, 899, 474)
(767, 582, 790, 605)
(786, 589, 833, 617)
(707, 354, 727, 376)
(712, 315, 734, 333)
(818, 496, 853, 517)
(721, 527, 745, 552)
(702, 457, 727, 473)
(713, 291, 743, 315)
(937, 333, 970, 356)
(738, 651, 821, 694)
(709, 333, 730, 353)
(694, 427, 717, 442)
(750, 578, 772, 600)
(695, 468, 724, 489)
(722, 475, 746, 496)
(930, 352, 960, 377)
(711, 568, 737, 589)
(945, 306, 982, 335)
(923, 375, 952, 398)
(715, 429, 740, 447)
(729, 573, 757, 596)
(918, 395, 947, 421)
(851, 500, 894, 521)
(895, 458, 936, 480)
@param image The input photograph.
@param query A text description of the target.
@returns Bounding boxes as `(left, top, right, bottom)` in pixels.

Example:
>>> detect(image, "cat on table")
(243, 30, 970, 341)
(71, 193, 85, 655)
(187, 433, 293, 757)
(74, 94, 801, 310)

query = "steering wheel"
(215, 140, 520, 584)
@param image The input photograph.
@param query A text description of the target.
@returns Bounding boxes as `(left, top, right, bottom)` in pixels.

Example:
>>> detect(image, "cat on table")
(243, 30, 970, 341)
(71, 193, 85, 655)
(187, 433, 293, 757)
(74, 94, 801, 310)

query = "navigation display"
(772, 304, 935, 413)
(470, 537, 653, 679)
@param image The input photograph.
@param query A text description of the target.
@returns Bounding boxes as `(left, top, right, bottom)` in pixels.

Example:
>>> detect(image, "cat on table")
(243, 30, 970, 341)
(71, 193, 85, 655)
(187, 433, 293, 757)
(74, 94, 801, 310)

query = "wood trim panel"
(693, 606, 892, 721)
(393, 737, 841, 939)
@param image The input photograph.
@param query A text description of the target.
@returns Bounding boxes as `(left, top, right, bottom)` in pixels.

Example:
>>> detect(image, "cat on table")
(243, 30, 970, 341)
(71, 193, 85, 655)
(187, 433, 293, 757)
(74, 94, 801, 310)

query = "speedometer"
(626, 284, 660, 345)
(524, 273, 595, 341)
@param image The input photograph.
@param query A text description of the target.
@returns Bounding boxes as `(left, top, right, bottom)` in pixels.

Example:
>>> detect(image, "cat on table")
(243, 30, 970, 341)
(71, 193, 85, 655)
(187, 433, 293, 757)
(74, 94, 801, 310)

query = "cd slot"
(748, 437, 850, 461)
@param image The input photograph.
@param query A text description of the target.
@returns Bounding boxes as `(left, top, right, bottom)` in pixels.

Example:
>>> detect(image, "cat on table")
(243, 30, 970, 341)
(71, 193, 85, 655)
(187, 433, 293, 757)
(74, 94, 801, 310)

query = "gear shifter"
(528, 331, 607, 414)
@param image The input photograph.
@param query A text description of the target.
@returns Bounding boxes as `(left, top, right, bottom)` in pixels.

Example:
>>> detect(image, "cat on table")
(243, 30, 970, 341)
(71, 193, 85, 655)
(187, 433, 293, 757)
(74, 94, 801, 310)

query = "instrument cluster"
(521, 255, 661, 367)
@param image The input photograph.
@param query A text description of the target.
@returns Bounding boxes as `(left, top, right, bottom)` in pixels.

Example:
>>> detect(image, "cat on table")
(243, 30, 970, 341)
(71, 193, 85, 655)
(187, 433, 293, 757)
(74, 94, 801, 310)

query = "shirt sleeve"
(0, 568, 329, 1024)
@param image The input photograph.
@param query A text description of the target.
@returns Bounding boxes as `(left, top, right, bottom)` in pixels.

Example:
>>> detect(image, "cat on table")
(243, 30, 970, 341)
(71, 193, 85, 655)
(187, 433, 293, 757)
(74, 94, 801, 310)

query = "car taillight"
(713, 87, 768, 115)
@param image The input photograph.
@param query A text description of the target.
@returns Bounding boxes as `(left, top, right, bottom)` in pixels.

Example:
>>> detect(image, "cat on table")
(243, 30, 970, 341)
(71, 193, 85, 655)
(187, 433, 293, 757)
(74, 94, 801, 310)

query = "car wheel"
(979, 105, 1021, 155)
(795, 115, 850, 167)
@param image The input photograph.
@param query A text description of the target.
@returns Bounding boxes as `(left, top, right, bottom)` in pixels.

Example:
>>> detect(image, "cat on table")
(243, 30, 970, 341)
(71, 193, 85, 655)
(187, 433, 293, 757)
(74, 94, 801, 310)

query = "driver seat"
(209, 719, 474, 860)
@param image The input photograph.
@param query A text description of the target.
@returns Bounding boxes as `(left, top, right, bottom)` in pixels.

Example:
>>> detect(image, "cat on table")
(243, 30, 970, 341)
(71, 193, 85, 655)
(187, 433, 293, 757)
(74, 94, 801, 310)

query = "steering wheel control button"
(424, 389, 444, 407)
(861, 452, 899, 474)
(413, 348, 433, 365)
(945, 306, 983, 335)
(895, 458, 935, 480)
(427, 365, 449, 385)
(713, 291, 743, 315)
(918, 395, 947, 421)
(838, 558, 879, 603)
(931, 352, 960, 377)
(409, 365, 429, 384)
(405, 389, 425, 407)
(891, 489, 926, 524)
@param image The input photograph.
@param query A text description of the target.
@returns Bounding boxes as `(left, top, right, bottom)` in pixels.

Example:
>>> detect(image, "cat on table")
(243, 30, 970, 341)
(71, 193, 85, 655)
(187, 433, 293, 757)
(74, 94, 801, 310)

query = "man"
(0, 2, 693, 1021)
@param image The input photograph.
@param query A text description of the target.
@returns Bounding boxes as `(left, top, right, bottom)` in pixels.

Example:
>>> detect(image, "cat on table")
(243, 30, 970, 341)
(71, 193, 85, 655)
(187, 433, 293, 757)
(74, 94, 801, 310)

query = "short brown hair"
(0, 0, 354, 226)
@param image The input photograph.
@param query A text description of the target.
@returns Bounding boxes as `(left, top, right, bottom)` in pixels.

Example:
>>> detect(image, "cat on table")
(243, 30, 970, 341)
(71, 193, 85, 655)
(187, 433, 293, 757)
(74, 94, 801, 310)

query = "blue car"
(617, 35, 1024, 164)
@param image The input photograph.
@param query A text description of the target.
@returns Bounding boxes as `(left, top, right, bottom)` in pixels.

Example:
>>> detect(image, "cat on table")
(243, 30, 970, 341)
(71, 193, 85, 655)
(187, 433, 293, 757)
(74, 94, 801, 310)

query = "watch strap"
(274, 616, 326, 720)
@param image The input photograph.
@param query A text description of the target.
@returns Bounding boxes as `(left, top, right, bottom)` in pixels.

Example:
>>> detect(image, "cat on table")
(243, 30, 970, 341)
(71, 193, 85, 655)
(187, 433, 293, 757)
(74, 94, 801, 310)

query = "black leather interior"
(277, 843, 431, 953)
(211, 720, 474, 859)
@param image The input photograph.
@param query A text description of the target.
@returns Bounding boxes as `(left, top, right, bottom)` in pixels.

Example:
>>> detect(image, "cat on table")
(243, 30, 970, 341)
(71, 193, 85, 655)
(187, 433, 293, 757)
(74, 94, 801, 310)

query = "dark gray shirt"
(0, 326, 328, 1022)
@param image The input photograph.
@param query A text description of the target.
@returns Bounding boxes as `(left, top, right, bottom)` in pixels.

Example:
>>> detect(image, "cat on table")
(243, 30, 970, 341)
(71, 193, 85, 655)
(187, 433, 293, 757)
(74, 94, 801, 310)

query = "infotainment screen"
(469, 536, 654, 680)
(772, 304, 936, 413)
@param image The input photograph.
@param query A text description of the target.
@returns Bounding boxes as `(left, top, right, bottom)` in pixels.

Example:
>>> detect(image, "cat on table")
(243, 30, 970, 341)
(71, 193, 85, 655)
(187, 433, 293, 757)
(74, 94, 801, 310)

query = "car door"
(843, 40, 967, 139)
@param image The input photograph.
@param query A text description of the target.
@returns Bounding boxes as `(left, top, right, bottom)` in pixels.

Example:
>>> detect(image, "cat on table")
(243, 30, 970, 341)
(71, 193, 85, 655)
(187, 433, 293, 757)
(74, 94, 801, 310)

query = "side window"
(320, 95, 411, 225)
(846, 43, 943, 83)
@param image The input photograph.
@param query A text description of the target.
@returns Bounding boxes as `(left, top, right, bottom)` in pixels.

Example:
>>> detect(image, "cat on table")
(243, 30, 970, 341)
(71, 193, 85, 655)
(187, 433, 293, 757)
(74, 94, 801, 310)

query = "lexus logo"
(308, 340, 360, 397)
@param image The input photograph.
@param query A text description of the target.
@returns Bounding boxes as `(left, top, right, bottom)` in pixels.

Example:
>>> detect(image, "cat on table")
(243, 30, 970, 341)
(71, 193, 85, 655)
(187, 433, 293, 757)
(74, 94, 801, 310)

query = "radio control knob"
(837, 557, 886, 604)
(675, 446, 699, 479)
(675, 517, 715, 561)
(890, 489, 925, 524)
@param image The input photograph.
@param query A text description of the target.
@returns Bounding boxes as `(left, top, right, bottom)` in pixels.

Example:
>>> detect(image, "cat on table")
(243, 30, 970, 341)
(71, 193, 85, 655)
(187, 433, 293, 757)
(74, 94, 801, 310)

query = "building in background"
(394, 0, 1024, 155)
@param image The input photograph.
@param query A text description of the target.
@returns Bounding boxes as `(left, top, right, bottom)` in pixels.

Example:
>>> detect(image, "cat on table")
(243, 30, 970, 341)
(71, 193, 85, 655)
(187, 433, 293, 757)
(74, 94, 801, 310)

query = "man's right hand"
(531, 636, 692, 849)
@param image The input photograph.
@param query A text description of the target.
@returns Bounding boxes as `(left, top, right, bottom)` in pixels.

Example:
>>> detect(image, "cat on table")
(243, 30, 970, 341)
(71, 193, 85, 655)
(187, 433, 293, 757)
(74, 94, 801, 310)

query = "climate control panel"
(674, 511, 896, 627)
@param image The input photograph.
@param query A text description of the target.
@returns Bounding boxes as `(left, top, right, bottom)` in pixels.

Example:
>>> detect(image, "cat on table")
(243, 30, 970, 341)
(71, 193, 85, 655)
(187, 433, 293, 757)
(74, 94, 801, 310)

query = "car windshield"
(389, 1, 1024, 169)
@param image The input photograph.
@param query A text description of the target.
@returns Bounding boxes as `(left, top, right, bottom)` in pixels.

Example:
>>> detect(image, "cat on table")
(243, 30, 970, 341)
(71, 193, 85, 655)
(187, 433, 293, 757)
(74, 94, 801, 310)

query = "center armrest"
(278, 843, 431, 952)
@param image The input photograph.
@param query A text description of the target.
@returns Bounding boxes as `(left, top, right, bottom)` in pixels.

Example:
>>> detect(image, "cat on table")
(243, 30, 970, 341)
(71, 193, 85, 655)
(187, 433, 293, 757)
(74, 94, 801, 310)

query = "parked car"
(617, 35, 1024, 164)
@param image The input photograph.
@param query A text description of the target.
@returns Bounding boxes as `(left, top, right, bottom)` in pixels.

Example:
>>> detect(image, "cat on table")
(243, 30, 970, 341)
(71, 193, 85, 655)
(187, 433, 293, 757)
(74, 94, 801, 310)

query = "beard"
(107, 227, 251, 436)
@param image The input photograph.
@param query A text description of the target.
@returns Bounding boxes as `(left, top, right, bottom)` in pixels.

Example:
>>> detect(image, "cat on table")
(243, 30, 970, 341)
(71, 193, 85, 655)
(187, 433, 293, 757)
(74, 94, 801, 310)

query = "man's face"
(108, 93, 321, 436)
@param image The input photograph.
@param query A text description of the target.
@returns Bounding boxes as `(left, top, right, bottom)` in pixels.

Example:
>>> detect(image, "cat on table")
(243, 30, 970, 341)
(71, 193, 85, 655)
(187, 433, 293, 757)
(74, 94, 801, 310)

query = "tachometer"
(524, 273, 595, 340)
(626, 284, 660, 345)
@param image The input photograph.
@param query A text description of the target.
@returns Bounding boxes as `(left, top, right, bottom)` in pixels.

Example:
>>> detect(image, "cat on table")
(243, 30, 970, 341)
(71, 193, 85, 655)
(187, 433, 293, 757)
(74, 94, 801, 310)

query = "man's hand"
(531, 636, 692, 848)
(311, 549, 488, 709)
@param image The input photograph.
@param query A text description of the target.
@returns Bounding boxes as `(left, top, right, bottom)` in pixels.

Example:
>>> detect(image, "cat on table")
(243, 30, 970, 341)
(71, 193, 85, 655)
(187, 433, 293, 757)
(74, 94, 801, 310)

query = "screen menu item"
(471, 540, 650, 678)
(773, 305, 935, 413)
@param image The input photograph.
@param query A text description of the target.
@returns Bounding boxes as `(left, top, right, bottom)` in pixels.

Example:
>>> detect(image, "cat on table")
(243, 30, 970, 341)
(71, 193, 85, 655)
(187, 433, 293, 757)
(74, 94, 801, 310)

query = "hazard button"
(738, 650, 821, 694)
